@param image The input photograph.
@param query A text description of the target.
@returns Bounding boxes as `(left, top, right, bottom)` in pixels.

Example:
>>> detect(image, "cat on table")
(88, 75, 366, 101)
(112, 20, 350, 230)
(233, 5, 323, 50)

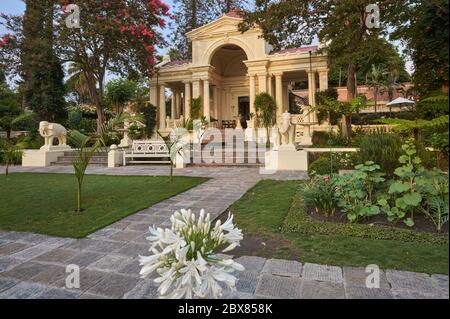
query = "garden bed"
(307, 209, 449, 234)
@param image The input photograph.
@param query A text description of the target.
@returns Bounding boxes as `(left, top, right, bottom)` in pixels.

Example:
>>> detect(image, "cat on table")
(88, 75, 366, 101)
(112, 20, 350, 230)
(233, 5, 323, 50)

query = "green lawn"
(0, 173, 208, 238)
(230, 180, 449, 274)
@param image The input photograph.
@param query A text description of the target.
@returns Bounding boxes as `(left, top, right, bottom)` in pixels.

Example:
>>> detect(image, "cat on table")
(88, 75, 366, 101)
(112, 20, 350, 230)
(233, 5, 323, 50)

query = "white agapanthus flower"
(139, 209, 245, 299)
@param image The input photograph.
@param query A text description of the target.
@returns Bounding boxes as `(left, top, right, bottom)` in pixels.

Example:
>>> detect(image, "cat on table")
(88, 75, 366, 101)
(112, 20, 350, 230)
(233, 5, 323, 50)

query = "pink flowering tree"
(55, 0, 170, 132)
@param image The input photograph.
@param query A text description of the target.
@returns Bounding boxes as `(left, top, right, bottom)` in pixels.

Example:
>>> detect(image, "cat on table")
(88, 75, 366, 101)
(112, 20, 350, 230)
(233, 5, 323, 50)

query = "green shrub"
(358, 133, 403, 177)
(312, 130, 348, 147)
(416, 92, 449, 120)
(308, 152, 357, 176)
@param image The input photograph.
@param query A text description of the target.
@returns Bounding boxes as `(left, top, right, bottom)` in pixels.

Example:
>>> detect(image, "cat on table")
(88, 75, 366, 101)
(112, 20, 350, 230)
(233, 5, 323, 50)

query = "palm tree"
(67, 130, 103, 213)
(381, 59, 401, 116)
(0, 139, 25, 175)
(254, 93, 277, 148)
(66, 63, 91, 104)
(367, 65, 385, 114)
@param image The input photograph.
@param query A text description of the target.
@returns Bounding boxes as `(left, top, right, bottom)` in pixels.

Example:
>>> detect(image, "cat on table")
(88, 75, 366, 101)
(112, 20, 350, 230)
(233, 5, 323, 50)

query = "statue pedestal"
(22, 146, 71, 167)
(265, 148, 308, 171)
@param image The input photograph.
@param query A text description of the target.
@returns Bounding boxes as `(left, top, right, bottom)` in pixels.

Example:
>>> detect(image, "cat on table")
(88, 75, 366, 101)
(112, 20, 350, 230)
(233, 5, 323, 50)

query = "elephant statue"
(39, 121, 68, 148)
(277, 112, 296, 148)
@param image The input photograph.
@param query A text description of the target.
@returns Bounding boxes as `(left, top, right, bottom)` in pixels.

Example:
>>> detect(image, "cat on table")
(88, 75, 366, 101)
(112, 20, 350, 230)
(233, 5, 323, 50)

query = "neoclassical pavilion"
(149, 11, 329, 131)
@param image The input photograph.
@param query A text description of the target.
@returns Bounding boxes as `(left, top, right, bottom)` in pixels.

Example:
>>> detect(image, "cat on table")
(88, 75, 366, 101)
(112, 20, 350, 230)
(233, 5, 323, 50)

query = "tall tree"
(390, 0, 449, 94)
(21, 0, 66, 122)
(55, 0, 169, 132)
(171, 0, 206, 59)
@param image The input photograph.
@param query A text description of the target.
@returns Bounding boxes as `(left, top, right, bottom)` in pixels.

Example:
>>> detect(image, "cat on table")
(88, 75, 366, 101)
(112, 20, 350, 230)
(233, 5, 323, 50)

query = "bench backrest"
(131, 140, 169, 154)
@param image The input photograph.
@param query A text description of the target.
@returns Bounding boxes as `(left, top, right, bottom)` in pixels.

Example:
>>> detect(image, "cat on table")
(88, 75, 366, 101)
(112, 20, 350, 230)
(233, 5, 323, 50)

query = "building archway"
(209, 44, 250, 128)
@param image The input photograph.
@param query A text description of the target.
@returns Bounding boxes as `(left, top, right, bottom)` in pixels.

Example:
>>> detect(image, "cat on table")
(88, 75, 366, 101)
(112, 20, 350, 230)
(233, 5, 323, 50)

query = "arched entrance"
(209, 44, 249, 128)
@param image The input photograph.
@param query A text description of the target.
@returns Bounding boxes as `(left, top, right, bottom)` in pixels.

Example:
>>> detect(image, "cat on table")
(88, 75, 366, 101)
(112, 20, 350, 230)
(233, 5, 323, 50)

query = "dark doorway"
(238, 96, 250, 129)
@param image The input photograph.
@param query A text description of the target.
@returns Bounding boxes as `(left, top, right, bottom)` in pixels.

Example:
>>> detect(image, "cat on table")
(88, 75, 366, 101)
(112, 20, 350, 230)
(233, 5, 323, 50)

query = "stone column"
(159, 83, 166, 130)
(267, 75, 274, 97)
(307, 70, 317, 122)
(192, 79, 201, 99)
(203, 79, 211, 122)
(258, 73, 267, 93)
(149, 83, 158, 107)
(184, 81, 191, 118)
(319, 70, 328, 91)
(171, 89, 176, 120)
(249, 74, 256, 115)
(275, 73, 283, 121)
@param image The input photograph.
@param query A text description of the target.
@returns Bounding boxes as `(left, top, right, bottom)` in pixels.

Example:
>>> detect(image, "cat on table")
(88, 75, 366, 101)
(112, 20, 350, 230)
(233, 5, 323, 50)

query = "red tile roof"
(270, 45, 318, 56)
(224, 10, 243, 18)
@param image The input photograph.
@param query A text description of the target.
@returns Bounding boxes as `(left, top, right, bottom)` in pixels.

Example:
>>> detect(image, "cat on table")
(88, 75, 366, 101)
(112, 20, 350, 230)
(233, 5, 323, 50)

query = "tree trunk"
(76, 179, 82, 213)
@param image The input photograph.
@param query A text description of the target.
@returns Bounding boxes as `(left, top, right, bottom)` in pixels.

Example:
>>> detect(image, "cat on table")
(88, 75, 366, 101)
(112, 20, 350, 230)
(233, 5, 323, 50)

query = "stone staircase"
(188, 141, 267, 168)
(51, 150, 108, 166)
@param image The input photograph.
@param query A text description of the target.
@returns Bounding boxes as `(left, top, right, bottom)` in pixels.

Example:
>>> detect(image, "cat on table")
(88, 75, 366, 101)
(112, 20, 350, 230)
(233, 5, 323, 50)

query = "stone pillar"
(258, 73, 267, 93)
(159, 83, 166, 129)
(192, 79, 201, 99)
(267, 75, 274, 97)
(171, 89, 176, 120)
(249, 74, 256, 115)
(307, 70, 317, 122)
(275, 73, 283, 121)
(319, 70, 329, 91)
(203, 79, 210, 122)
(184, 81, 191, 118)
(176, 89, 181, 118)
(150, 83, 158, 107)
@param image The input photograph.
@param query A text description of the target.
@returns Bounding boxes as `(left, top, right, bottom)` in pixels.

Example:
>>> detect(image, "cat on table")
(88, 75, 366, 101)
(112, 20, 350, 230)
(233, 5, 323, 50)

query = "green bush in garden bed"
(282, 195, 448, 246)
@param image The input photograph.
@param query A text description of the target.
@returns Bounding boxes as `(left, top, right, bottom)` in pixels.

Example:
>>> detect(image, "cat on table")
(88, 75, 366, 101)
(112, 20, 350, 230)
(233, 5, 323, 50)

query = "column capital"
(306, 69, 317, 74)
(273, 72, 284, 77)
(182, 80, 191, 84)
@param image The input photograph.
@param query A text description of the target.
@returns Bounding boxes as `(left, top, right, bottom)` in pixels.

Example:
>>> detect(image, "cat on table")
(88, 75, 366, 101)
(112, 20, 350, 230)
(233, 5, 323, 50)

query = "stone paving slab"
(343, 266, 390, 289)
(302, 263, 344, 283)
(386, 270, 442, 295)
(255, 274, 303, 299)
(300, 280, 345, 299)
(345, 286, 394, 299)
(262, 259, 302, 277)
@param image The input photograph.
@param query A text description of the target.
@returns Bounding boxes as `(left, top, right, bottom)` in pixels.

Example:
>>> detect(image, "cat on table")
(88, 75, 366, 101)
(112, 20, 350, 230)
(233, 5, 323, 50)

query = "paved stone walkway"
(0, 165, 448, 299)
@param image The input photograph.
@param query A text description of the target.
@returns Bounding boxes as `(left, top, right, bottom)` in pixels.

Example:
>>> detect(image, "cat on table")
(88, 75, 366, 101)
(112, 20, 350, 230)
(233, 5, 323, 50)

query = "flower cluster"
(139, 209, 245, 299)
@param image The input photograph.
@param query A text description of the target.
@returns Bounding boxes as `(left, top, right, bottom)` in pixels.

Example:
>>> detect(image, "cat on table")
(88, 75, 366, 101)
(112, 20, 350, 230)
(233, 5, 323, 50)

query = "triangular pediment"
(187, 15, 253, 39)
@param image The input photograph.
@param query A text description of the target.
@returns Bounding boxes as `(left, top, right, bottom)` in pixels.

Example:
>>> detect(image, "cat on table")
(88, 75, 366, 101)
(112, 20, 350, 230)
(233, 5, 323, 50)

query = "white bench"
(123, 140, 171, 165)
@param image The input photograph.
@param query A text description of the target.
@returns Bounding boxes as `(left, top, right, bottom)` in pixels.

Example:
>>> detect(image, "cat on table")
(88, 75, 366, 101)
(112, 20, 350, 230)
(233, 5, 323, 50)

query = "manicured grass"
(230, 180, 449, 274)
(0, 173, 208, 238)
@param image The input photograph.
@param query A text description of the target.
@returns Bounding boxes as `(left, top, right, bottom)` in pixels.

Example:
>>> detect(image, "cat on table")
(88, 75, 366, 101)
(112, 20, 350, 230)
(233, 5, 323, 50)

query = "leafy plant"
(68, 130, 103, 213)
(383, 139, 425, 226)
(300, 175, 338, 217)
(334, 162, 384, 223)
(416, 168, 449, 232)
